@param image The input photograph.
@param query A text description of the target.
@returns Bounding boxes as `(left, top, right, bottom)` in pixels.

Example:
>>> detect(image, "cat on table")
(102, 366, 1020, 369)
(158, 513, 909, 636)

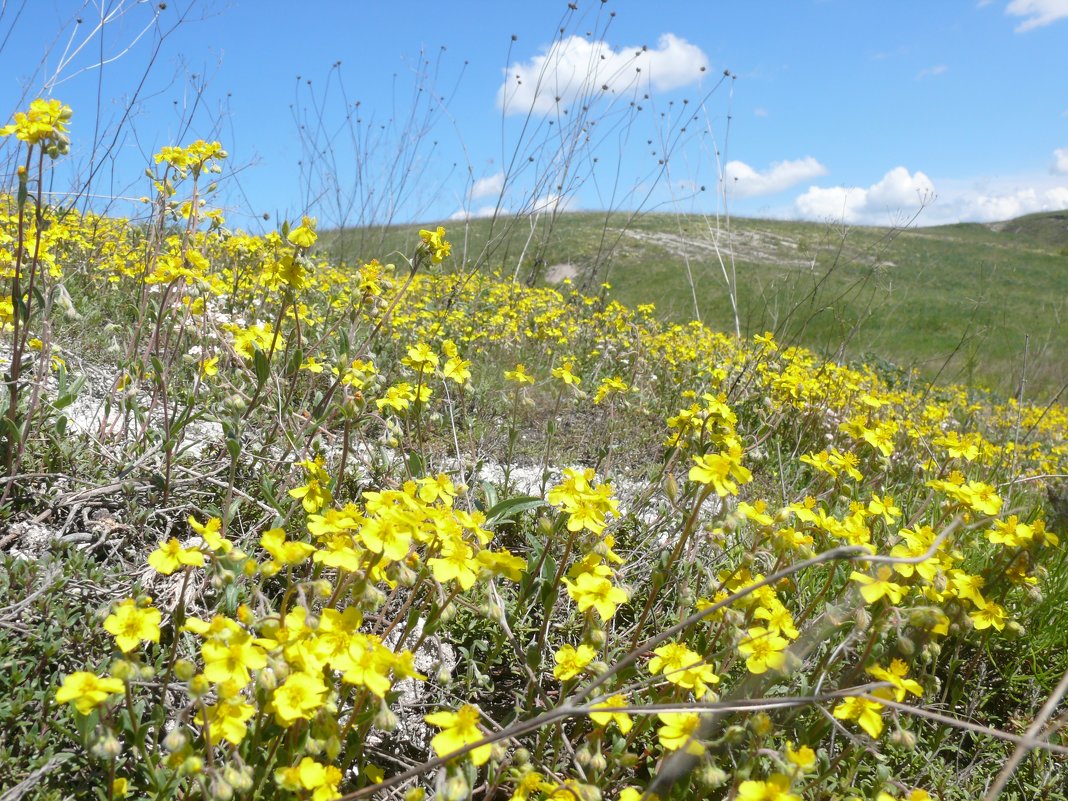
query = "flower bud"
(174, 659, 196, 681)
(188, 674, 211, 698)
(210, 779, 233, 801)
(698, 764, 729, 790)
(889, 728, 917, 750)
(749, 712, 772, 737)
(575, 744, 593, 767)
(441, 774, 469, 801)
(91, 734, 123, 760)
(164, 729, 189, 753)
(664, 473, 679, 503)
(375, 703, 399, 732)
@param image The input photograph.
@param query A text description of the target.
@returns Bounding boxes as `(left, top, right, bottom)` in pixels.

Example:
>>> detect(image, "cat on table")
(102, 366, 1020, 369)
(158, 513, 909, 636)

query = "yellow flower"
(428, 538, 478, 590)
(850, 566, 907, 605)
(593, 376, 628, 404)
(260, 527, 316, 566)
(201, 632, 268, 688)
(275, 757, 342, 801)
(147, 537, 206, 574)
(418, 226, 451, 263)
(785, 741, 816, 772)
(199, 695, 256, 745)
(590, 694, 634, 734)
(112, 778, 129, 798)
(551, 360, 581, 386)
(287, 216, 318, 248)
(969, 599, 1008, 631)
(563, 571, 628, 621)
(1, 98, 72, 154)
(271, 671, 327, 727)
(688, 450, 752, 497)
(55, 671, 125, 715)
(737, 627, 789, 674)
(867, 659, 923, 702)
(199, 355, 219, 377)
(648, 641, 720, 696)
(657, 712, 704, 755)
(476, 548, 528, 581)
(553, 643, 596, 681)
(289, 478, 331, 513)
(103, 599, 161, 653)
(832, 696, 885, 739)
(188, 515, 231, 553)
(425, 704, 491, 765)
(505, 363, 535, 384)
(737, 774, 801, 801)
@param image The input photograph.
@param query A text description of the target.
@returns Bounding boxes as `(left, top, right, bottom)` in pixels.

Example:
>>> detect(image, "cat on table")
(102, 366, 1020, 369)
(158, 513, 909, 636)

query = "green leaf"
(52, 376, 85, 410)
(486, 495, 545, 525)
(253, 347, 270, 386)
(481, 480, 498, 510)
(288, 346, 304, 375)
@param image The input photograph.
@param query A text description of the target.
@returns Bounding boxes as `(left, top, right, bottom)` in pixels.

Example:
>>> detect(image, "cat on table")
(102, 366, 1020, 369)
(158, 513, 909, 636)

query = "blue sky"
(2, 0, 1067, 230)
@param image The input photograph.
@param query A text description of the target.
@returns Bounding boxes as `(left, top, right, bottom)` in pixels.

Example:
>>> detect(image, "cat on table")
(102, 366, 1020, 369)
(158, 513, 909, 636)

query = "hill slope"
(327, 210, 1068, 399)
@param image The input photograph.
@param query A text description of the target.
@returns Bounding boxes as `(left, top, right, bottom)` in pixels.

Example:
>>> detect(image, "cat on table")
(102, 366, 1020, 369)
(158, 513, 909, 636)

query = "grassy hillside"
(328, 210, 1068, 399)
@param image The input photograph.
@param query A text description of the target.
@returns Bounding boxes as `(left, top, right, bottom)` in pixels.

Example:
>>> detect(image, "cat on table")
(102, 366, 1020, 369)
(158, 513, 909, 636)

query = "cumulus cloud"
(470, 171, 505, 200)
(937, 185, 1068, 222)
(724, 157, 827, 198)
(1006, 0, 1068, 31)
(794, 167, 936, 224)
(793, 166, 1068, 225)
(1053, 148, 1068, 174)
(497, 33, 709, 115)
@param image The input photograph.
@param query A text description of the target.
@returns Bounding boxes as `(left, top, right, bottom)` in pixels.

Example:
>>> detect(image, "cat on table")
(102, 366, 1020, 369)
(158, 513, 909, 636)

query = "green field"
(329, 210, 1068, 399)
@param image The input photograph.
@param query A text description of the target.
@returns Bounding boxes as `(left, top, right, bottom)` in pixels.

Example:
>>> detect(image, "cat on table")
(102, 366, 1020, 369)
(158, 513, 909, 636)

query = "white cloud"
(793, 166, 1068, 225)
(753, 107, 769, 118)
(1053, 148, 1068, 174)
(916, 64, 948, 79)
(498, 33, 709, 115)
(1006, 0, 1068, 31)
(448, 192, 576, 221)
(937, 185, 1068, 222)
(449, 204, 499, 221)
(724, 157, 827, 198)
(794, 167, 935, 224)
(470, 171, 505, 200)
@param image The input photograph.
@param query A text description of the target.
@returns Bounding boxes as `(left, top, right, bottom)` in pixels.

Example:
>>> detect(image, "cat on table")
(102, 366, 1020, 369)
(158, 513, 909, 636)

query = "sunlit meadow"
(2, 92, 1067, 801)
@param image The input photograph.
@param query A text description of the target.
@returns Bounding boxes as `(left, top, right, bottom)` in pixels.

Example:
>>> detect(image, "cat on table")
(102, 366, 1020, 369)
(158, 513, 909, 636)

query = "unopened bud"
(164, 729, 188, 753)
(698, 764, 729, 790)
(188, 674, 211, 698)
(889, 728, 917, 750)
(442, 774, 469, 801)
(664, 473, 679, 503)
(91, 734, 123, 760)
(375, 703, 399, 732)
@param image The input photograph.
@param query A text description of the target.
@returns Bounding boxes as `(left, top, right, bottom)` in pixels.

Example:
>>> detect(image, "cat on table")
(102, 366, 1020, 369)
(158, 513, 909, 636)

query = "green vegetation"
(3, 91, 1068, 801)
(329, 210, 1068, 399)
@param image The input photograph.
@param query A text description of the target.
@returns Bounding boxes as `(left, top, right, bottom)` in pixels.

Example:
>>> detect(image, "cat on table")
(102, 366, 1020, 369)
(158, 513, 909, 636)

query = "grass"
(327, 210, 1068, 400)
